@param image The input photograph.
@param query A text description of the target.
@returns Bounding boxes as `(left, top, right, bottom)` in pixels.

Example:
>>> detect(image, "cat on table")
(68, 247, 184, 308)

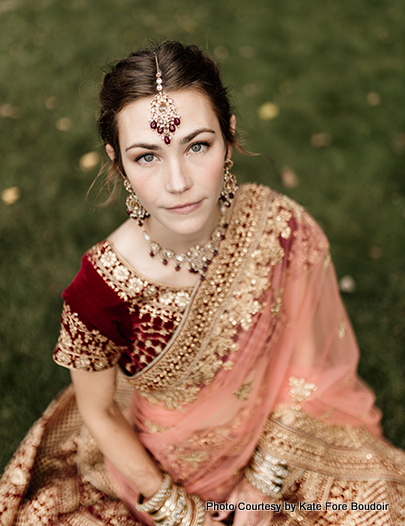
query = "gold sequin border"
(263, 407, 405, 483)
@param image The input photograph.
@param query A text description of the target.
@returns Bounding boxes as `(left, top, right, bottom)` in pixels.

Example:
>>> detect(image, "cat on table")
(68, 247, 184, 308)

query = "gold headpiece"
(149, 54, 180, 144)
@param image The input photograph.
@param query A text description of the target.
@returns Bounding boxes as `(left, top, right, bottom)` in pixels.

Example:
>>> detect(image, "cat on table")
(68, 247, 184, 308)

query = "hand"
(226, 478, 274, 526)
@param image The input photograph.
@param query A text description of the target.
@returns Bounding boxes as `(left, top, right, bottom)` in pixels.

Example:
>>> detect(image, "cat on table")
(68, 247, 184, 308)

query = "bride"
(1, 40, 404, 526)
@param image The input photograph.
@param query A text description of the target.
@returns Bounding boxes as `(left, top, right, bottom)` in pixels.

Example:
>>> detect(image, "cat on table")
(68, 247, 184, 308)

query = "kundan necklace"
(142, 205, 228, 279)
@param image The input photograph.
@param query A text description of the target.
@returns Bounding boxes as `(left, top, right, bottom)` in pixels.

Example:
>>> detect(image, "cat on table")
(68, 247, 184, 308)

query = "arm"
(71, 367, 163, 498)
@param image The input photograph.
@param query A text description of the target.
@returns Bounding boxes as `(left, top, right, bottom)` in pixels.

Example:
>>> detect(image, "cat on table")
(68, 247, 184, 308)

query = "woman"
(1, 41, 404, 526)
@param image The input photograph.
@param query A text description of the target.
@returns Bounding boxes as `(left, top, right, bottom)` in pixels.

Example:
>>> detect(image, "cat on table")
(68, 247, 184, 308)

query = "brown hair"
(97, 41, 242, 198)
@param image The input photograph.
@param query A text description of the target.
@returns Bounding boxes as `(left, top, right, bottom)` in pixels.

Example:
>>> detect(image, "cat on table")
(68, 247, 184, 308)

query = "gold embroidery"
(271, 289, 284, 318)
(85, 242, 192, 375)
(127, 186, 324, 411)
(145, 420, 170, 433)
(323, 248, 331, 270)
(233, 381, 253, 401)
(87, 242, 192, 312)
(289, 377, 317, 404)
(265, 406, 405, 481)
(338, 316, 346, 340)
(282, 473, 404, 525)
(54, 304, 125, 371)
(129, 185, 275, 410)
(179, 451, 208, 468)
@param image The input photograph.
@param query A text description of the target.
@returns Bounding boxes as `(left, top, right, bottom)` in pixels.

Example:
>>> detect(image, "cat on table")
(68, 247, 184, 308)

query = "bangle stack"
(136, 474, 205, 526)
(244, 448, 289, 498)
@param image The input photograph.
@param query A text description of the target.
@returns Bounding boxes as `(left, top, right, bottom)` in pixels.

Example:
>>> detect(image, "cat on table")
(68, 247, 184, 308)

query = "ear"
(105, 144, 115, 161)
(226, 115, 237, 159)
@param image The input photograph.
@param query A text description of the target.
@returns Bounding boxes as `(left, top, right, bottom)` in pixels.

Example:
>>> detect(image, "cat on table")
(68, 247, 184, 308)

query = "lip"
(165, 199, 203, 214)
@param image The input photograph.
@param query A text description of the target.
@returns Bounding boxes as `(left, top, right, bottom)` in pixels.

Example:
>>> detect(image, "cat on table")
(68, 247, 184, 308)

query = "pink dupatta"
(105, 185, 405, 523)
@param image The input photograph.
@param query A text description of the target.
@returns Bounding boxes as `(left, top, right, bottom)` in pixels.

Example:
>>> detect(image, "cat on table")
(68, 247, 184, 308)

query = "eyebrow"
(124, 128, 216, 152)
(125, 142, 162, 152)
(180, 128, 216, 144)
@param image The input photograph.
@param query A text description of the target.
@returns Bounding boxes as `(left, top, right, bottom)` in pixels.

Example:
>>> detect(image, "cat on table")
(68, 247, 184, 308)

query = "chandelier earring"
(220, 159, 238, 207)
(124, 179, 150, 226)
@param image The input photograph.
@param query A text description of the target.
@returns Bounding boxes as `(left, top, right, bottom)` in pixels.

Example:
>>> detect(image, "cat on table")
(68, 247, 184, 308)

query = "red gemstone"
(169, 124, 175, 132)
(157, 126, 163, 134)
(150, 121, 157, 129)
(174, 117, 180, 126)
(175, 265, 181, 271)
(164, 136, 171, 144)
(163, 259, 168, 265)
(150, 251, 155, 257)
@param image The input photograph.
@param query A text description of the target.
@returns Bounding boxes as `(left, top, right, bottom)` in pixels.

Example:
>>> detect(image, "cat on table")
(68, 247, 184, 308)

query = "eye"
(189, 141, 209, 154)
(136, 153, 157, 164)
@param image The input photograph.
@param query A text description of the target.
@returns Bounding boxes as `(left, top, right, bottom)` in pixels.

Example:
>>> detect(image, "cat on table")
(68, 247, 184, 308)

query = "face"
(107, 89, 233, 247)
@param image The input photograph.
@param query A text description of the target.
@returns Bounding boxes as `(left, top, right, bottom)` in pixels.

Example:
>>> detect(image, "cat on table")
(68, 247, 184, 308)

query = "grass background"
(1, 0, 404, 472)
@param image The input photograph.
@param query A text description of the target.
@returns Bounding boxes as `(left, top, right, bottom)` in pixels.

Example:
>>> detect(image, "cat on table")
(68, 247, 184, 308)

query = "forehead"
(117, 89, 220, 143)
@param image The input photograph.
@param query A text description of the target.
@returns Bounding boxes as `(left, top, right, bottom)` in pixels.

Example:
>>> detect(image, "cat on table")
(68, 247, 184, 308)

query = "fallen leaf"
(391, 133, 405, 155)
(281, 166, 299, 188)
(310, 133, 332, 148)
(56, 117, 72, 131)
(1, 186, 21, 205)
(367, 92, 380, 106)
(339, 275, 356, 293)
(369, 246, 382, 260)
(258, 102, 279, 120)
(45, 96, 58, 110)
(214, 46, 229, 60)
(79, 151, 101, 171)
(0, 104, 20, 119)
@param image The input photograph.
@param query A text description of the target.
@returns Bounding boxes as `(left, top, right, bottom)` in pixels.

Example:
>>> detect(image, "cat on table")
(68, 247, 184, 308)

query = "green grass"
(1, 0, 404, 471)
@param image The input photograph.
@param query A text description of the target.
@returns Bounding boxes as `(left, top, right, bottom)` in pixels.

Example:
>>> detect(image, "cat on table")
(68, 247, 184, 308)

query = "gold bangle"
(178, 496, 194, 526)
(244, 449, 289, 498)
(136, 473, 173, 513)
(189, 495, 205, 526)
(158, 487, 187, 526)
(151, 484, 179, 521)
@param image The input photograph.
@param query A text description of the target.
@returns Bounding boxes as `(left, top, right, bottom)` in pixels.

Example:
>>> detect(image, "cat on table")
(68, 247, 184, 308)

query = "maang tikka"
(149, 54, 180, 144)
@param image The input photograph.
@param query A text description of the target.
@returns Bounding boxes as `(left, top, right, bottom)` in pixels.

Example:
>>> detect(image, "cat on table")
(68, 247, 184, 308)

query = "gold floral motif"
(84, 242, 193, 375)
(281, 472, 405, 525)
(271, 289, 284, 318)
(54, 304, 125, 371)
(323, 248, 331, 270)
(179, 451, 208, 468)
(233, 381, 253, 401)
(145, 420, 170, 433)
(87, 241, 192, 312)
(338, 316, 346, 340)
(289, 377, 318, 404)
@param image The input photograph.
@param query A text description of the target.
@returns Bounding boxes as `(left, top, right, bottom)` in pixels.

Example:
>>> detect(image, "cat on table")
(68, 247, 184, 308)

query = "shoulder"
(239, 184, 330, 270)
(238, 183, 311, 226)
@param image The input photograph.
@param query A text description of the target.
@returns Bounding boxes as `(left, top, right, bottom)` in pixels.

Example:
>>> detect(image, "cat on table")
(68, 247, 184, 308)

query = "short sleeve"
(53, 250, 132, 372)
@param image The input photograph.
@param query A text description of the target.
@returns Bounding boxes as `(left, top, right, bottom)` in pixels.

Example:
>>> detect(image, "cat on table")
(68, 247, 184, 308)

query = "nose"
(165, 158, 192, 194)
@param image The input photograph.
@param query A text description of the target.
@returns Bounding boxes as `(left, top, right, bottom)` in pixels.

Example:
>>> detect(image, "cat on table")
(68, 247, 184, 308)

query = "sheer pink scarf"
(106, 186, 383, 520)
